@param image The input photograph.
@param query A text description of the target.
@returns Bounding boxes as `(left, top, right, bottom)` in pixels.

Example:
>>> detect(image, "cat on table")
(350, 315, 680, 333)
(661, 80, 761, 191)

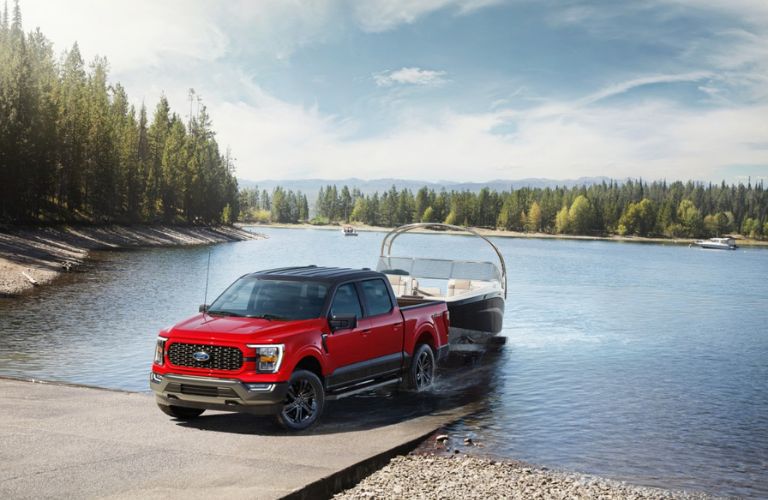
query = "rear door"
(357, 278, 404, 378)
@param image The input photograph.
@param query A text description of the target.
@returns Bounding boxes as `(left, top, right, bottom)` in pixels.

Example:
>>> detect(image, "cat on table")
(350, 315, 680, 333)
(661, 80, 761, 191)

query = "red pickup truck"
(150, 266, 450, 430)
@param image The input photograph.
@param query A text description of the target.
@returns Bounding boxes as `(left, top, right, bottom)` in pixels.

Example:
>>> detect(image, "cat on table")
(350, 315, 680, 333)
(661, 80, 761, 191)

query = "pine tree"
(146, 96, 171, 219)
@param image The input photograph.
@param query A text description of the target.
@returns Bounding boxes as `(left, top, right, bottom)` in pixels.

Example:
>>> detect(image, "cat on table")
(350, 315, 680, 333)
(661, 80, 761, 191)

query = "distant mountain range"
(237, 177, 614, 202)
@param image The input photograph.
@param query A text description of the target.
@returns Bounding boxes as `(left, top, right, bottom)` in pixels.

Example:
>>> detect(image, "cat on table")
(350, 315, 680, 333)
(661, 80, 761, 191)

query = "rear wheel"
(276, 370, 325, 431)
(157, 403, 205, 420)
(408, 344, 436, 391)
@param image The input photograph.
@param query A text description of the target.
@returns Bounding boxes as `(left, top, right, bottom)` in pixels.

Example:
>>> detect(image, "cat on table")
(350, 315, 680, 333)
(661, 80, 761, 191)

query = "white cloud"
(211, 75, 768, 182)
(21, 0, 228, 73)
(374, 67, 448, 87)
(351, 0, 506, 32)
(658, 0, 768, 25)
(216, 0, 340, 60)
(580, 72, 713, 105)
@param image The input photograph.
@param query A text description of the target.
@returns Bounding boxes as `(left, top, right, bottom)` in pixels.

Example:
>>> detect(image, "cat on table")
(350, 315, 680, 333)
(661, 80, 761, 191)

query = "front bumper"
(150, 372, 288, 416)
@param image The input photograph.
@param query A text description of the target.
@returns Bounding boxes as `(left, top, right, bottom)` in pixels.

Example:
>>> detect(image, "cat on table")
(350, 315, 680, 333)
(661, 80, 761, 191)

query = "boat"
(694, 237, 737, 250)
(376, 223, 506, 352)
(341, 225, 358, 236)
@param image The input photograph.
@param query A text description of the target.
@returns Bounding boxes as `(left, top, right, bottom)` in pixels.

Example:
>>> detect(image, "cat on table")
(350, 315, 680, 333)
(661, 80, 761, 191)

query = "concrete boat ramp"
(0, 378, 473, 499)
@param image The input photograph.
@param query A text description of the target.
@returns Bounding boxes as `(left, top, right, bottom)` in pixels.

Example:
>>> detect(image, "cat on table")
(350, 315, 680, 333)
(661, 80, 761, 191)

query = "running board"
(326, 378, 402, 400)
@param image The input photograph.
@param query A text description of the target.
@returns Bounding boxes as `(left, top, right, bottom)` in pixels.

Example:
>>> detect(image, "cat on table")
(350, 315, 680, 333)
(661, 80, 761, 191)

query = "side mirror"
(199, 304, 209, 313)
(329, 314, 357, 332)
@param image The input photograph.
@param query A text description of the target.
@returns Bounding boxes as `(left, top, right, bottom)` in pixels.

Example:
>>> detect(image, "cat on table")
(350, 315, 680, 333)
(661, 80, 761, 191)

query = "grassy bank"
(0, 225, 260, 297)
(239, 222, 768, 247)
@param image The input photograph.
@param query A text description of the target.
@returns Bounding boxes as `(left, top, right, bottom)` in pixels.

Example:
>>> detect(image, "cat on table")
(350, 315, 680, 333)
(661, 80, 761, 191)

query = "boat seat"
(447, 279, 472, 297)
(386, 274, 407, 296)
(469, 280, 493, 290)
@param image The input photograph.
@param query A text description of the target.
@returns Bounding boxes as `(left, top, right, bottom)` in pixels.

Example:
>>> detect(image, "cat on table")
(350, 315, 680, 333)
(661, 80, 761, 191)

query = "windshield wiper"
(207, 310, 246, 317)
(248, 313, 287, 321)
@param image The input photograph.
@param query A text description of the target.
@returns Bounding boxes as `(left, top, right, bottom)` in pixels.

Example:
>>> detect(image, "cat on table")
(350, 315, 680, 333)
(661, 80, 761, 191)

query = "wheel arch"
(290, 352, 325, 380)
(413, 326, 437, 353)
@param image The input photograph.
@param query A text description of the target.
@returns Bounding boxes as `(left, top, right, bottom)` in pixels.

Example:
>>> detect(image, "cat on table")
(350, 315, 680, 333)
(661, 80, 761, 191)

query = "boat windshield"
(377, 256, 502, 283)
(207, 278, 328, 320)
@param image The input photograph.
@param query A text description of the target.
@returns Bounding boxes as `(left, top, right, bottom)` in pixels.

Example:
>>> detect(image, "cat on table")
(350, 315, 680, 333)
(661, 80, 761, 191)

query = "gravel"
(335, 455, 711, 500)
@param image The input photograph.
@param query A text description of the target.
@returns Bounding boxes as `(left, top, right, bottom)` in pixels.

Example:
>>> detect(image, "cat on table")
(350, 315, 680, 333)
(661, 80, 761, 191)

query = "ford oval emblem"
(192, 351, 210, 362)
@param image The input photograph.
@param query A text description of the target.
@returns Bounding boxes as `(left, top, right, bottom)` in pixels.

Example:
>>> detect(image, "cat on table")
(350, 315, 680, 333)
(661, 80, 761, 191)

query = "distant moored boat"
(694, 237, 737, 250)
(341, 225, 358, 236)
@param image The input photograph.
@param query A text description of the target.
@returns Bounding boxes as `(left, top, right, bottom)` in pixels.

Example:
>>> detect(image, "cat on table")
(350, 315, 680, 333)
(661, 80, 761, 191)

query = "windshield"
(207, 278, 328, 320)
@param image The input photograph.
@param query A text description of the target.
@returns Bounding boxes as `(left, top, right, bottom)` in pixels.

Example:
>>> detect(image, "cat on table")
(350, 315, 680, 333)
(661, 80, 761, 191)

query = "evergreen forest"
(240, 180, 768, 239)
(0, 2, 239, 224)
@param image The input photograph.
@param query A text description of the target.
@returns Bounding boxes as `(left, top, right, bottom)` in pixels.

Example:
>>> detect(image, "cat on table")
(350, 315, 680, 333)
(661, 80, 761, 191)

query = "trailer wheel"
(408, 344, 436, 392)
(276, 370, 325, 431)
(157, 403, 205, 420)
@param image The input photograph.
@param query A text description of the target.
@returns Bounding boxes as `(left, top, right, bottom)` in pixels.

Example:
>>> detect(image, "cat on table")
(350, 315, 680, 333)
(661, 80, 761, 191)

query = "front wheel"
(408, 344, 436, 391)
(157, 403, 205, 420)
(276, 370, 325, 431)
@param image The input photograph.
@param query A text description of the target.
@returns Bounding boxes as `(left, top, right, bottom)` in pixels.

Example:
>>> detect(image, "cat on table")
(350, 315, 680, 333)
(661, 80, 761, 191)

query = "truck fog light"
(150, 372, 163, 384)
(245, 383, 275, 392)
(247, 344, 284, 373)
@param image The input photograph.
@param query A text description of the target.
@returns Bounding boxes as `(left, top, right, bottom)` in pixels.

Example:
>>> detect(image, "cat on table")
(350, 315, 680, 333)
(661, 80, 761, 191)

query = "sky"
(19, 0, 768, 183)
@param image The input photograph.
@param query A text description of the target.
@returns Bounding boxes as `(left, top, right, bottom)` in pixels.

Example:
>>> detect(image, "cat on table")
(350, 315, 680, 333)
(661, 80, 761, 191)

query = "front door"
(324, 282, 368, 389)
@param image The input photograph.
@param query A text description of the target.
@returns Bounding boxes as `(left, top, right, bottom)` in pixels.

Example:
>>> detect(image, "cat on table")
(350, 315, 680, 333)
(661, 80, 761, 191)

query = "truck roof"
(248, 266, 383, 285)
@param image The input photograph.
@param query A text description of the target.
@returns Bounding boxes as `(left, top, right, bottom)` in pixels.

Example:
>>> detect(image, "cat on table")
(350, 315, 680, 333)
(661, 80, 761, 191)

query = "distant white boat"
(341, 225, 358, 236)
(694, 237, 737, 250)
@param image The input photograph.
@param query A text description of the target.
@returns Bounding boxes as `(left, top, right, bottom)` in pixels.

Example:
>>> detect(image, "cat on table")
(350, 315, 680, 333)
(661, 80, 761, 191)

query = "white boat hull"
(694, 237, 737, 250)
(698, 243, 736, 250)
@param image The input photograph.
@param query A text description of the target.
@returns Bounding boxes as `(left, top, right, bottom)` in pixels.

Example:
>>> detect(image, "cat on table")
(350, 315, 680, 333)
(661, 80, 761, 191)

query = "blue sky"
(22, 0, 768, 183)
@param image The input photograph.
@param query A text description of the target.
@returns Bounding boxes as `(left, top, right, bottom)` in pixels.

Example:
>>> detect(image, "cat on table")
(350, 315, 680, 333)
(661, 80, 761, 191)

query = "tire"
(157, 403, 205, 420)
(276, 370, 325, 431)
(408, 344, 436, 392)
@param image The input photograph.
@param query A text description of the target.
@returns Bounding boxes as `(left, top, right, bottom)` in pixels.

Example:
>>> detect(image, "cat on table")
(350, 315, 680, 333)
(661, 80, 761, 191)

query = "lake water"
(1, 227, 767, 497)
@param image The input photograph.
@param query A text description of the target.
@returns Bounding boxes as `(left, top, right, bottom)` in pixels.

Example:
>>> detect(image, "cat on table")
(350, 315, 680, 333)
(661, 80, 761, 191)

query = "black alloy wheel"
(277, 370, 325, 431)
(411, 344, 435, 391)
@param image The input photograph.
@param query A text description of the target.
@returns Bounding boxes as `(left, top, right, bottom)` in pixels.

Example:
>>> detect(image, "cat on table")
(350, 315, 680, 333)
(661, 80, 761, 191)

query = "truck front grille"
(167, 343, 243, 371)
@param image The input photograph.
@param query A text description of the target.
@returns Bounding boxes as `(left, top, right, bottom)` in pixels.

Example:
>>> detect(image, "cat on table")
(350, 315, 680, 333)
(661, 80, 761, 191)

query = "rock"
(435, 434, 449, 443)
(333, 455, 710, 500)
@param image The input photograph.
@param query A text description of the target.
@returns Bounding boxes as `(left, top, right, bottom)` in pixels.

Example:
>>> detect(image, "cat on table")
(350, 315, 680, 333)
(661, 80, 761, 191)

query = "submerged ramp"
(0, 378, 470, 499)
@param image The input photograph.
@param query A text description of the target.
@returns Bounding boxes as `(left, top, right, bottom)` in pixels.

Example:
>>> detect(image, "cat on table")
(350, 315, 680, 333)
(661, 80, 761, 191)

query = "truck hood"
(165, 313, 324, 343)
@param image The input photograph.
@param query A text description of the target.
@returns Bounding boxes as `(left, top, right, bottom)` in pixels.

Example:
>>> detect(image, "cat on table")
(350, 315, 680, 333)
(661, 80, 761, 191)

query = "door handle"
(361, 329, 372, 335)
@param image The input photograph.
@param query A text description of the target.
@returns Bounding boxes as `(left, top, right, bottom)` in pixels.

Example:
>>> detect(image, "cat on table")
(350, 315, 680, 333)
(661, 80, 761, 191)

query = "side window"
(361, 279, 393, 317)
(330, 283, 363, 319)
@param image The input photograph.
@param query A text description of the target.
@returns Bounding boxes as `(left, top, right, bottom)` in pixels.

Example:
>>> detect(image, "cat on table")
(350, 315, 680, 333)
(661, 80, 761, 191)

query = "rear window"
(361, 279, 393, 316)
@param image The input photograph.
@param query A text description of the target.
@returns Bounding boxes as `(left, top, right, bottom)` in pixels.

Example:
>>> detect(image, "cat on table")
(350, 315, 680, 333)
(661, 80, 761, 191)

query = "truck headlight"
(154, 337, 167, 366)
(247, 344, 284, 373)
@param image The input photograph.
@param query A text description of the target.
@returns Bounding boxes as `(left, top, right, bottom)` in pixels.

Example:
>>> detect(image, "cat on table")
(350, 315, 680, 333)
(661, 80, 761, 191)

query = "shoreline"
(239, 221, 768, 248)
(335, 454, 711, 499)
(0, 224, 260, 297)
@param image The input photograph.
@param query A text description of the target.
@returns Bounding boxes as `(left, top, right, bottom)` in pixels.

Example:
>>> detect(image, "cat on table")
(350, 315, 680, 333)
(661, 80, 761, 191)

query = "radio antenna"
(203, 249, 212, 315)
